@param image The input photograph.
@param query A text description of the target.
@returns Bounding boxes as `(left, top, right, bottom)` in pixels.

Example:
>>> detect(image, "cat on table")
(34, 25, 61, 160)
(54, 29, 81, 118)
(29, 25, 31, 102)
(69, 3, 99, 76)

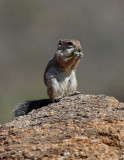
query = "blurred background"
(0, 0, 124, 124)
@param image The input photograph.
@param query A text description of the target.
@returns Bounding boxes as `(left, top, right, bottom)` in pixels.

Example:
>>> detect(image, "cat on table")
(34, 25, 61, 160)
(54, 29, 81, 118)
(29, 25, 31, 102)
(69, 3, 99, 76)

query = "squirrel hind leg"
(69, 91, 82, 97)
(52, 96, 62, 102)
(47, 86, 63, 100)
(47, 77, 63, 100)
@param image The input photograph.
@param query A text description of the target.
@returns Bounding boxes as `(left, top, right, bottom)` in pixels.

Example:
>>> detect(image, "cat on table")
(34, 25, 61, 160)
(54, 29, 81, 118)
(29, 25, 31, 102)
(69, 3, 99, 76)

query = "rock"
(0, 94, 124, 160)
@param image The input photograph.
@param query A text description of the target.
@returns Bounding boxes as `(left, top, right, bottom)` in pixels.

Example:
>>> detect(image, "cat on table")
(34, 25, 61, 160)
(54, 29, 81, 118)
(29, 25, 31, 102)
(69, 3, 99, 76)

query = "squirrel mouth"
(65, 52, 74, 58)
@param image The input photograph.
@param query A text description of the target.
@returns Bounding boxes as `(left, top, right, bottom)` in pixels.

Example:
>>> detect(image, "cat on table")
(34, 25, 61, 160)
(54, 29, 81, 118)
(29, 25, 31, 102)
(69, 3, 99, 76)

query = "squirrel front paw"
(74, 51, 83, 58)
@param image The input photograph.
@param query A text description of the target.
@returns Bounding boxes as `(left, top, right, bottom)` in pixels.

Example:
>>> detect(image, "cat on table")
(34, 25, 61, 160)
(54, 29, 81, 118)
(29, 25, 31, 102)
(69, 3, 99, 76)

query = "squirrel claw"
(53, 96, 62, 103)
(69, 91, 82, 96)
(75, 91, 82, 94)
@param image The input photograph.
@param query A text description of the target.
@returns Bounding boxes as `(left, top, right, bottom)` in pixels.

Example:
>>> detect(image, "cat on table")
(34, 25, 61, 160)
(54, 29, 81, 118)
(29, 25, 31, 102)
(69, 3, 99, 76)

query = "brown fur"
(44, 39, 83, 99)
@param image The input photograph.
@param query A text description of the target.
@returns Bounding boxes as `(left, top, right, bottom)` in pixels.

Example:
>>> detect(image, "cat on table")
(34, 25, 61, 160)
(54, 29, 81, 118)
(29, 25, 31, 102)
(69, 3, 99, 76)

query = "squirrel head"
(56, 39, 83, 58)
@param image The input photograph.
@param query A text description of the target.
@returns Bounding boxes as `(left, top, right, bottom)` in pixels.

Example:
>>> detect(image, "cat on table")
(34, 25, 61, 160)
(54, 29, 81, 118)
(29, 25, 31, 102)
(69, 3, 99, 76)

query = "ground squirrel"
(44, 39, 83, 100)
(14, 39, 83, 116)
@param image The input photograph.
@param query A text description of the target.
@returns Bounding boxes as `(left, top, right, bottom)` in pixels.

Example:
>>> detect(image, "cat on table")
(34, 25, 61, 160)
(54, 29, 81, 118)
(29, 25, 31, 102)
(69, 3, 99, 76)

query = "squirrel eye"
(66, 41, 73, 46)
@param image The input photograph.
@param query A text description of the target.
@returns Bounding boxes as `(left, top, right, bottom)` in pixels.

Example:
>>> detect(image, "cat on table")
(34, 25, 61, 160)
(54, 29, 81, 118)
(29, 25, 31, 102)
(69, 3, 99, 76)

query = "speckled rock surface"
(0, 94, 124, 160)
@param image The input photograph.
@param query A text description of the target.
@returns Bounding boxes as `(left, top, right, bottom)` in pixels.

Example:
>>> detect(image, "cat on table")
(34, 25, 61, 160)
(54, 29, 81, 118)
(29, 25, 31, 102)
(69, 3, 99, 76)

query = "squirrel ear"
(58, 39, 63, 45)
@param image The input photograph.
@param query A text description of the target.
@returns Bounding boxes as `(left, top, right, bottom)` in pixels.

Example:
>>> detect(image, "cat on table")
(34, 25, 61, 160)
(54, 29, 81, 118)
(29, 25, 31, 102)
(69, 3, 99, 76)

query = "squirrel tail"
(14, 99, 53, 117)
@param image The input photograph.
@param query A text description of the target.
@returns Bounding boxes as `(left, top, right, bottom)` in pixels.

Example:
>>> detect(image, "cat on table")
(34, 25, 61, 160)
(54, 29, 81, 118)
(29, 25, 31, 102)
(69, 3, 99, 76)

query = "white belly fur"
(45, 68, 77, 98)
